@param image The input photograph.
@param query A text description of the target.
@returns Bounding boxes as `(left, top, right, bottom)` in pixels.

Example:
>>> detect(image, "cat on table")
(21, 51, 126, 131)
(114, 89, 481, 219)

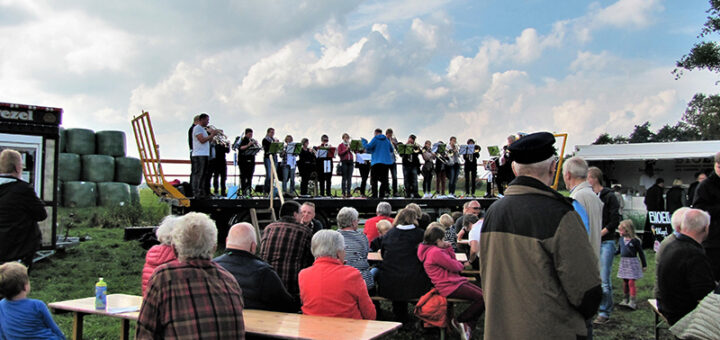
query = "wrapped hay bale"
(65, 128, 95, 155)
(97, 182, 131, 207)
(129, 185, 140, 205)
(57, 180, 63, 206)
(81, 155, 115, 182)
(58, 153, 81, 181)
(96, 130, 126, 157)
(58, 127, 66, 153)
(114, 157, 142, 185)
(63, 181, 97, 208)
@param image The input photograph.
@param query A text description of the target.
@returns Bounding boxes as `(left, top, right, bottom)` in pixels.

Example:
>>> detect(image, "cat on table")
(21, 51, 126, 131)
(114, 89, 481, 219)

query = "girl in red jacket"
(418, 225, 484, 340)
(141, 216, 179, 296)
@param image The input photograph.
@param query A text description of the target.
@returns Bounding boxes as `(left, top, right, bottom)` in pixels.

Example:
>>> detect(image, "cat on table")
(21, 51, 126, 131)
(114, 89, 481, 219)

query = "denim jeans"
(341, 160, 354, 196)
(389, 162, 398, 196)
(191, 156, 209, 196)
(598, 240, 615, 318)
(446, 164, 460, 195)
(263, 155, 277, 193)
(281, 165, 296, 194)
(403, 165, 418, 197)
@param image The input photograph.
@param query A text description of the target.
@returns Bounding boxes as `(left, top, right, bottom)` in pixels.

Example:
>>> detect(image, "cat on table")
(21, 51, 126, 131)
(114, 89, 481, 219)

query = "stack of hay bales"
(58, 128, 142, 208)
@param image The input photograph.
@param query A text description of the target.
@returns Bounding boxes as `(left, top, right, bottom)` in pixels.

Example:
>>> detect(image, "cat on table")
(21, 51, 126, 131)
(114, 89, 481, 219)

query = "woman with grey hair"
(336, 207, 374, 290)
(141, 215, 179, 296)
(298, 230, 376, 320)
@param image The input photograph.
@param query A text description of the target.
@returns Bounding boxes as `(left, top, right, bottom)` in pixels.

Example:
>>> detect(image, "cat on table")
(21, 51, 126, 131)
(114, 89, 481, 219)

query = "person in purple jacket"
(418, 225, 484, 340)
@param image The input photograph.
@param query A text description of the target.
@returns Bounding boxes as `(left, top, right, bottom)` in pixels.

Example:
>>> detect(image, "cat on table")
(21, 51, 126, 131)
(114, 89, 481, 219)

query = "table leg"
(655, 312, 659, 340)
(121, 319, 130, 340)
(73, 312, 85, 340)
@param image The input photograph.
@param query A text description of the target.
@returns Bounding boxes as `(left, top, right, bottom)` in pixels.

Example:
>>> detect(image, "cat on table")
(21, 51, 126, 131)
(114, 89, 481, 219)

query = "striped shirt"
(339, 229, 374, 289)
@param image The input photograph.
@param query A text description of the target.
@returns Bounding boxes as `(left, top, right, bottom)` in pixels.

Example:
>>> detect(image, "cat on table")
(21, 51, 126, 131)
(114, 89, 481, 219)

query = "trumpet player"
(262, 128, 277, 195)
(210, 135, 230, 197)
(463, 138, 481, 197)
(191, 113, 220, 198)
(446, 136, 460, 198)
(237, 128, 257, 196)
(401, 134, 421, 198)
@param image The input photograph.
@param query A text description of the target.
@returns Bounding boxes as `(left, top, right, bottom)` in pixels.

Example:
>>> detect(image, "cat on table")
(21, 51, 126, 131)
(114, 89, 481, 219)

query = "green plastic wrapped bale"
(81, 155, 115, 182)
(58, 153, 81, 181)
(58, 127, 66, 153)
(129, 185, 140, 205)
(57, 180, 63, 207)
(97, 182, 131, 207)
(96, 130, 126, 157)
(63, 181, 97, 208)
(65, 128, 95, 155)
(114, 157, 142, 185)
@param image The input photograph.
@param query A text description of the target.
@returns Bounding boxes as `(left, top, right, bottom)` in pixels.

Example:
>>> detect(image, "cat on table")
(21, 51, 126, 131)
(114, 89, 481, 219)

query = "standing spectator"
(401, 135, 421, 198)
(136, 212, 245, 339)
(141, 216, 179, 296)
(191, 113, 219, 197)
(616, 220, 647, 310)
(656, 209, 716, 325)
(361, 129, 394, 198)
(336, 207, 374, 290)
(687, 171, 707, 204)
(298, 138, 316, 196)
(587, 166, 621, 324)
(262, 128, 277, 195)
(644, 178, 666, 247)
(299, 230, 376, 320)
(363, 201, 394, 244)
(210, 140, 229, 197)
(236, 128, 258, 197)
(480, 132, 601, 339)
(337, 133, 354, 198)
(692, 152, 720, 281)
(463, 139, 480, 197)
(259, 201, 314, 301)
(214, 223, 296, 312)
(666, 178, 686, 214)
(563, 157, 603, 260)
(0, 149, 47, 269)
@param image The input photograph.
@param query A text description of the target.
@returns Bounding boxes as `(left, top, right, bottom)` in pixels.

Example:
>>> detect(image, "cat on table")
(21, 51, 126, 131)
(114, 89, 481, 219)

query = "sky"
(1, 0, 718, 162)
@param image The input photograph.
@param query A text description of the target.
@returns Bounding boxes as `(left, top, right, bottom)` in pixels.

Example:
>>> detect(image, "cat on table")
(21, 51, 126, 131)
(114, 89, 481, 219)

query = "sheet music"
(357, 153, 372, 162)
(323, 159, 332, 173)
(317, 149, 328, 158)
(286, 142, 298, 154)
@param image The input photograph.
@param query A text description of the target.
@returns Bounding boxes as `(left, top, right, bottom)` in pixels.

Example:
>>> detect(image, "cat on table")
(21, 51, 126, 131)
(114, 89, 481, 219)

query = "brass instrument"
(205, 125, 230, 147)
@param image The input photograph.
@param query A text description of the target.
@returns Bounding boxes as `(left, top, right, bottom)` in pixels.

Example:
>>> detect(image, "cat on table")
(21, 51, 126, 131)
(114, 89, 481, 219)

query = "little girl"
(616, 219, 647, 310)
(418, 225, 484, 340)
(0, 262, 66, 339)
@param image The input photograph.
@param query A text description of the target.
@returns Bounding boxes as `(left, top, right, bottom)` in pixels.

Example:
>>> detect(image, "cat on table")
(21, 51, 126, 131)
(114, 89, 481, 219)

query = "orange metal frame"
(131, 111, 190, 207)
(551, 133, 568, 190)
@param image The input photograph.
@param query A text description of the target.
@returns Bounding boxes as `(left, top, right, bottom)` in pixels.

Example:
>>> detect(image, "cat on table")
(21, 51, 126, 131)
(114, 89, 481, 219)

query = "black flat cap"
(508, 132, 556, 164)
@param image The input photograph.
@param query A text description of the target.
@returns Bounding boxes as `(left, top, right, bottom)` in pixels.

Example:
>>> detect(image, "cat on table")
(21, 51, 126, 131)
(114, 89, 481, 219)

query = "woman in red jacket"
(418, 225, 484, 340)
(141, 215, 179, 296)
(299, 230, 376, 320)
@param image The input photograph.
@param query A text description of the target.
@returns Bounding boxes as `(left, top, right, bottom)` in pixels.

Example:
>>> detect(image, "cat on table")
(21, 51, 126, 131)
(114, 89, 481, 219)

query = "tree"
(629, 122, 655, 143)
(593, 133, 613, 144)
(655, 122, 701, 142)
(674, 0, 720, 79)
(683, 93, 720, 139)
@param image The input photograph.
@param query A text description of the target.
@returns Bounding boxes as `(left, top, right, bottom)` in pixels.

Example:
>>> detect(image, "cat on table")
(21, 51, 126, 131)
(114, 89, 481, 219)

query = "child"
(616, 219, 647, 310)
(369, 219, 393, 252)
(417, 226, 484, 340)
(0, 262, 66, 340)
(438, 214, 459, 249)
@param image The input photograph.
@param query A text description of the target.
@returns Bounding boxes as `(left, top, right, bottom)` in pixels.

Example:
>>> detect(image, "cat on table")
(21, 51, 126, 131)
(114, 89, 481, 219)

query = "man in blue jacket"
(362, 129, 394, 198)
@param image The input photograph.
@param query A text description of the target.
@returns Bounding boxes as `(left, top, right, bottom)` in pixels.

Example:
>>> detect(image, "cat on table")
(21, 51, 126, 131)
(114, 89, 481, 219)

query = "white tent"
(574, 141, 720, 161)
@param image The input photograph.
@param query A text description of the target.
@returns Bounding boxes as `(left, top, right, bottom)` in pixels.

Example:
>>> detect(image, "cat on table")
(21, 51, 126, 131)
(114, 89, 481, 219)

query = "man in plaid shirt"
(136, 212, 245, 339)
(259, 201, 314, 307)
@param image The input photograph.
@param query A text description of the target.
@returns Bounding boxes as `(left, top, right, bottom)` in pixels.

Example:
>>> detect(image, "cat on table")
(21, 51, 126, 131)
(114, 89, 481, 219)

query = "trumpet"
(206, 125, 231, 147)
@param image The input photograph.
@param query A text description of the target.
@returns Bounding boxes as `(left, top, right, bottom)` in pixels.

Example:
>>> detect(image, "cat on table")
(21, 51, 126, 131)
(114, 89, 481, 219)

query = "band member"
(314, 135, 333, 197)
(401, 134, 421, 198)
(463, 138, 480, 197)
(191, 113, 219, 198)
(386, 129, 399, 197)
(188, 115, 200, 191)
(484, 157, 498, 198)
(262, 128, 277, 195)
(362, 129, 393, 199)
(435, 141, 447, 197)
(445, 136, 460, 198)
(281, 135, 297, 196)
(421, 140, 435, 198)
(299, 138, 316, 196)
(355, 149, 371, 197)
(496, 135, 517, 195)
(235, 128, 258, 197)
(210, 139, 230, 197)
(337, 133, 354, 198)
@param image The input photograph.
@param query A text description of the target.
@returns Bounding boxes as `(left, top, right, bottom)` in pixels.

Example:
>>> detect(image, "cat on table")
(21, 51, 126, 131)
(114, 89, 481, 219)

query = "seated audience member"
(300, 202, 324, 234)
(0, 262, 65, 340)
(439, 214, 458, 249)
(299, 230, 376, 320)
(141, 215, 179, 296)
(463, 215, 481, 263)
(670, 284, 720, 339)
(655, 207, 690, 298)
(370, 220, 393, 252)
(455, 200, 482, 241)
(417, 212, 432, 230)
(364, 201, 394, 244)
(136, 212, 245, 339)
(657, 209, 717, 325)
(377, 208, 432, 323)
(336, 207, 374, 290)
(259, 201, 314, 301)
(418, 225, 484, 340)
(214, 222, 296, 312)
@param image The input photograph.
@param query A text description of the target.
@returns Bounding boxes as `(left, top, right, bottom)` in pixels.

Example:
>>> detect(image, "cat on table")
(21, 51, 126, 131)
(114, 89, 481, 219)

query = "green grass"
(28, 189, 661, 339)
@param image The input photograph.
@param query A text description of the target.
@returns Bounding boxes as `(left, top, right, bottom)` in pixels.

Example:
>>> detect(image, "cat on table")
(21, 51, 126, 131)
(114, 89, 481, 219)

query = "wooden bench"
(648, 299, 669, 340)
(370, 295, 474, 340)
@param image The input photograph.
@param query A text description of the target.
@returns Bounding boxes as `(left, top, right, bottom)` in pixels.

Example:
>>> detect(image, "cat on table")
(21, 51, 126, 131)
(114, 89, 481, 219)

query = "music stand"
(432, 143, 446, 154)
(268, 142, 284, 154)
(350, 140, 364, 152)
(487, 145, 500, 157)
(317, 147, 336, 158)
(286, 142, 302, 155)
(397, 144, 414, 155)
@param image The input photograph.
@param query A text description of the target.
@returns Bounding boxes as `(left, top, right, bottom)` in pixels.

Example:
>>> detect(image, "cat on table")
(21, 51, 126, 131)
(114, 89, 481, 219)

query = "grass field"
(28, 189, 664, 339)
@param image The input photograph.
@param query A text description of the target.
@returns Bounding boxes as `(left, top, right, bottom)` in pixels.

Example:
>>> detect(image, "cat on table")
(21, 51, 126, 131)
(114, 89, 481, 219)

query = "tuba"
(206, 125, 230, 147)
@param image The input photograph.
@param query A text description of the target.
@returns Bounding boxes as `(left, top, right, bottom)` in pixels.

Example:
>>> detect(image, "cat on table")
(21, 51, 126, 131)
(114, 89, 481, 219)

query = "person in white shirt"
(191, 113, 218, 198)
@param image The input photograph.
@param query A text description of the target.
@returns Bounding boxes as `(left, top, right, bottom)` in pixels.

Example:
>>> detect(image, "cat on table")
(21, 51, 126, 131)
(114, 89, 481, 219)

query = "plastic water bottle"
(95, 277, 107, 310)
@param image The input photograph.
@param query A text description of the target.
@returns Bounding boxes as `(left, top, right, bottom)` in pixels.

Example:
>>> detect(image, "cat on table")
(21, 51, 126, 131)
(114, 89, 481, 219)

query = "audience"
(136, 212, 245, 339)
(656, 209, 717, 325)
(299, 230, 376, 320)
(454, 200, 481, 240)
(364, 201, 394, 244)
(462, 215, 481, 264)
(417, 212, 432, 230)
(300, 202, 324, 234)
(0, 262, 65, 340)
(259, 201, 314, 301)
(214, 222, 296, 312)
(141, 215, 179, 296)
(370, 220, 392, 251)
(337, 207, 374, 290)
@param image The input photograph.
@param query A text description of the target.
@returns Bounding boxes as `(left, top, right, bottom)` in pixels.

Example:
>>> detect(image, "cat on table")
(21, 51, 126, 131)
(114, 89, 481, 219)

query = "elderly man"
(480, 132, 601, 339)
(454, 200, 481, 241)
(136, 212, 244, 339)
(0, 149, 47, 269)
(687, 171, 707, 204)
(656, 209, 717, 325)
(300, 202, 324, 234)
(563, 157, 603, 261)
(362, 128, 394, 198)
(259, 201, 314, 300)
(692, 152, 720, 281)
(214, 222, 296, 312)
(363, 201, 394, 243)
(299, 230, 376, 320)
(337, 207, 374, 290)
(654, 207, 690, 298)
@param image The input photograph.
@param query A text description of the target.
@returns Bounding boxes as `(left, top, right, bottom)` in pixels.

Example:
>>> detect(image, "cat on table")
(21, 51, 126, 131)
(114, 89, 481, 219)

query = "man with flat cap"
(479, 132, 602, 340)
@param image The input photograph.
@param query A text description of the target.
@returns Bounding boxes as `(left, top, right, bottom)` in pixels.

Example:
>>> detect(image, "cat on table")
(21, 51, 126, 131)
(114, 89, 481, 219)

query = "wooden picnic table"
(49, 293, 402, 340)
(367, 251, 467, 262)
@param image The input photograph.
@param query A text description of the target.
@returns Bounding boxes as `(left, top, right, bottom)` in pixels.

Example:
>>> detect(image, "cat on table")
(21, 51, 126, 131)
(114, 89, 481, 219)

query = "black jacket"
(644, 184, 665, 212)
(213, 249, 297, 312)
(665, 186, 685, 215)
(692, 172, 720, 248)
(377, 226, 431, 300)
(599, 187, 621, 242)
(0, 176, 47, 262)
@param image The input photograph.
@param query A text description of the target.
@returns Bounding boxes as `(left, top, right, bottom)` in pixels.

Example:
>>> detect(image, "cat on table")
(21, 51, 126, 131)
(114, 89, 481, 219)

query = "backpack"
(414, 288, 448, 328)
